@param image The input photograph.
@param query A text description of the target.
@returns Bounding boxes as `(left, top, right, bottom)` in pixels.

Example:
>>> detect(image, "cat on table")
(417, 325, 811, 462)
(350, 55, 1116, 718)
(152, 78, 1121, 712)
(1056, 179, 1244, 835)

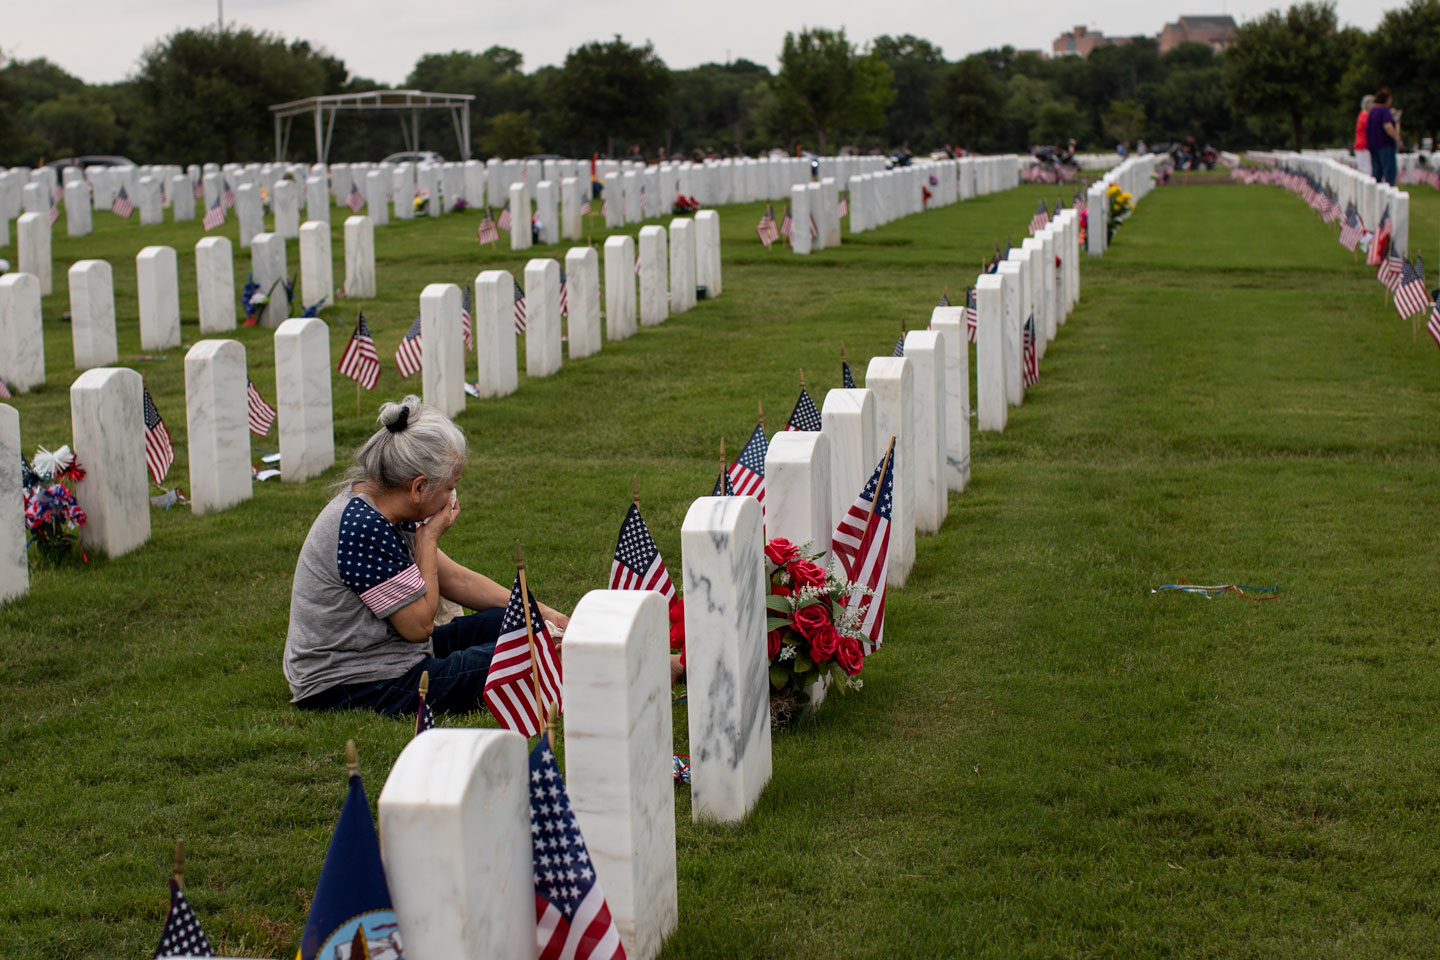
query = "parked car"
(46, 155, 136, 171)
(382, 151, 445, 166)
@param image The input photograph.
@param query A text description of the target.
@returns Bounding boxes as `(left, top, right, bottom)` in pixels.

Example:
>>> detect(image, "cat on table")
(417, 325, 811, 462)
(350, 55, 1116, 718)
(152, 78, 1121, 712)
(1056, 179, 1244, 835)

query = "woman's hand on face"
(419, 493, 460, 539)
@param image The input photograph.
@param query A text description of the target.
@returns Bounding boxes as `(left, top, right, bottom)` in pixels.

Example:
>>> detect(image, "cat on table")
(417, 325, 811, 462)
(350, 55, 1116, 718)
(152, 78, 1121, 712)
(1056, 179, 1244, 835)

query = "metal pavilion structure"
(268, 90, 475, 164)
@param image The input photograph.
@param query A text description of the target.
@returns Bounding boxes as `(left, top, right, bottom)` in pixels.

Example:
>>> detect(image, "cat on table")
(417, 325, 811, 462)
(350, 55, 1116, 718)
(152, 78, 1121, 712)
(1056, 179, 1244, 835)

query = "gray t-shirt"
(284, 489, 430, 701)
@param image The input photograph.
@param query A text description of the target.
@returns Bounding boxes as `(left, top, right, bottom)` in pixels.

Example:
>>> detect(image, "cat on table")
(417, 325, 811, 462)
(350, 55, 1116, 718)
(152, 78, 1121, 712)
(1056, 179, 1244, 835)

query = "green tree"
(771, 27, 894, 153)
(1102, 99, 1147, 147)
(30, 93, 120, 157)
(133, 27, 349, 161)
(405, 47, 537, 154)
(931, 55, 1005, 151)
(1225, 2, 1344, 150)
(551, 36, 670, 156)
(1367, 0, 1440, 142)
(871, 34, 945, 148)
(479, 110, 541, 158)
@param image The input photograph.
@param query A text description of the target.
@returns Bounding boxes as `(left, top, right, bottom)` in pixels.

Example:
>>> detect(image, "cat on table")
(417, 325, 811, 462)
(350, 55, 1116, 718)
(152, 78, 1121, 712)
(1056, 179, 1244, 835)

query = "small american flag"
(461, 284, 474, 350)
(513, 278, 528, 334)
(345, 183, 365, 213)
(1428, 294, 1440, 351)
(483, 573, 562, 737)
(529, 734, 625, 960)
(1367, 207, 1391, 267)
(246, 379, 276, 436)
(938, 289, 949, 307)
(222, 181, 234, 208)
(1028, 198, 1049, 235)
(113, 186, 134, 219)
(838, 194, 848, 218)
(153, 878, 215, 958)
(1394, 256, 1429, 319)
(634, 255, 641, 276)
(579, 196, 592, 216)
(1022, 315, 1039, 388)
(1338, 203, 1363, 252)
(0, 379, 10, 399)
(394, 314, 424, 378)
(610, 502, 676, 603)
(192, 179, 204, 200)
(49, 195, 59, 226)
(558, 267, 568, 318)
(842, 360, 856, 389)
(1381, 247, 1405, 293)
(756, 204, 779, 247)
(829, 442, 894, 651)
(965, 287, 978, 343)
(780, 203, 794, 241)
(477, 207, 500, 245)
(337, 313, 381, 389)
(415, 674, 436, 737)
(712, 463, 736, 496)
(202, 199, 226, 231)
(809, 213, 819, 239)
(497, 201, 512, 233)
(143, 388, 175, 485)
(728, 423, 767, 506)
(892, 334, 905, 357)
(786, 386, 822, 431)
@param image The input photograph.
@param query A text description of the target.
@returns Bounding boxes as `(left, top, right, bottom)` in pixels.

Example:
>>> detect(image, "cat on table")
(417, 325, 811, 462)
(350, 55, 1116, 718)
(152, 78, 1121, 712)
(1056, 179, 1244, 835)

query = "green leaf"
(769, 664, 790, 689)
(766, 616, 792, 633)
(794, 653, 814, 672)
(831, 663, 848, 693)
(765, 594, 792, 614)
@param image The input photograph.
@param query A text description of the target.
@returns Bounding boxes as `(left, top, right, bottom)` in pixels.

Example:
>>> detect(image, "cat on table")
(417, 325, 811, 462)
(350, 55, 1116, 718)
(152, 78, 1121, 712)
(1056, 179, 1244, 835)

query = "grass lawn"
(3, 175, 1440, 958)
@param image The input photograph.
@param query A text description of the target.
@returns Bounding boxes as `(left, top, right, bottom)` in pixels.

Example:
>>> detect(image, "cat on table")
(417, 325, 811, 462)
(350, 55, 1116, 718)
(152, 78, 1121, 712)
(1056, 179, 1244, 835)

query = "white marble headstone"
(298, 221, 333, 312)
(420, 282, 465, 417)
(473, 270, 519, 398)
(975, 274, 1007, 432)
(904, 330, 947, 533)
(273, 316, 334, 482)
(682, 495, 772, 824)
(65, 179, 93, 236)
(637, 226, 668, 327)
(185, 339, 252, 514)
(17, 213, 51, 296)
(305, 175, 330, 226)
(996, 261, 1023, 407)
(565, 246, 602, 360)
(343, 216, 376, 299)
(790, 184, 811, 256)
(250, 233, 289, 328)
(234, 183, 263, 248)
(669, 218, 696, 314)
(863, 357, 916, 584)
(523, 259, 562, 378)
(604, 235, 637, 342)
(820, 388, 876, 533)
(136, 246, 182, 351)
(69, 260, 118, 370)
(764, 430, 833, 573)
(0, 273, 44, 392)
(535, 179, 559, 245)
(694, 210, 722, 298)
(928, 307, 970, 492)
(0, 404, 26, 604)
(71, 367, 150, 557)
(508, 182, 532, 252)
(195, 236, 237, 334)
(563, 589, 678, 960)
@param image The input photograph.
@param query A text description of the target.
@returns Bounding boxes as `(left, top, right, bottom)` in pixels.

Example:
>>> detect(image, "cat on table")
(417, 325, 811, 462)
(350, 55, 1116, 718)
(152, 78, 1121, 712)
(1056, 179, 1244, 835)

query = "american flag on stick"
(809, 213, 819, 239)
(1427, 294, 1440, 352)
(414, 671, 435, 737)
(345, 183, 365, 213)
(965, 287, 978, 343)
(842, 345, 856, 388)
(337, 313, 381, 389)
(477, 207, 500, 245)
(779, 203, 794, 242)
(222, 180, 235, 208)
(893, 330, 906, 357)
(113, 186, 134, 219)
(246, 379, 276, 436)
(1380, 246, 1405, 293)
(838, 194, 848, 218)
(461, 284, 474, 350)
(829, 438, 895, 652)
(610, 500, 676, 604)
(1394, 256, 1429, 319)
(394, 314, 424, 378)
(497, 201, 513, 233)
(513, 277, 528, 334)
(529, 733, 625, 960)
(0, 379, 10, 399)
(786, 384, 822, 431)
(728, 422, 767, 507)
(558, 267, 569, 318)
(192, 179, 204, 200)
(1022, 315, 1039, 388)
(153, 874, 215, 958)
(1028, 198, 1049, 235)
(756, 204, 779, 247)
(142, 388, 175, 485)
(1338, 203, 1364, 252)
(202, 199, 226, 231)
(483, 565, 563, 738)
(1367, 207, 1391, 267)
(49, 195, 59, 226)
(579, 196, 592, 216)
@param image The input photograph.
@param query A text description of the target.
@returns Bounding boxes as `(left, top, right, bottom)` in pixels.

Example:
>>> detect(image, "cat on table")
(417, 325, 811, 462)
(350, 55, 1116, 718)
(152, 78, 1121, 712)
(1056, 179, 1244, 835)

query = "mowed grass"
(3, 177, 1440, 958)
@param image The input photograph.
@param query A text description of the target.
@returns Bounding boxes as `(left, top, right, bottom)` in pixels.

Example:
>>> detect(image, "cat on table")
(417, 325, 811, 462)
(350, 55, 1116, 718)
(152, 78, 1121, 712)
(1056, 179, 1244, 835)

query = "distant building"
(1158, 15, 1238, 54)
(1052, 26, 1113, 57)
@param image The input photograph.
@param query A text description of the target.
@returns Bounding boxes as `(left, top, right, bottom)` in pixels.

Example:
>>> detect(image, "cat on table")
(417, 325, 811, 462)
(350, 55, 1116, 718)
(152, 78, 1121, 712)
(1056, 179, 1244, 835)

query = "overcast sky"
(6, 0, 1395, 86)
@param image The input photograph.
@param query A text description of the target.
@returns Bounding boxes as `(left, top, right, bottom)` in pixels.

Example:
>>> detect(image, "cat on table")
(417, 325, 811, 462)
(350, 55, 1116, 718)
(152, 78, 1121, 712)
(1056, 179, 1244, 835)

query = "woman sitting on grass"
(284, 395, 569, 716)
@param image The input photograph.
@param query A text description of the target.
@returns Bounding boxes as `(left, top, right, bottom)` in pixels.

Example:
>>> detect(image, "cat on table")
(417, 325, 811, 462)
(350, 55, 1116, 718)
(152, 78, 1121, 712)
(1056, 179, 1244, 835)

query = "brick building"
(1157, 15, 1238, 54)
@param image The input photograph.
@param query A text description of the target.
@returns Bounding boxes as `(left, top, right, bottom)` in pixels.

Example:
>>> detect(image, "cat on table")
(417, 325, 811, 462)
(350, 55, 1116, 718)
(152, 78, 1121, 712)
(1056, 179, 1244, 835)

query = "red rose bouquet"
(764, 537, 866, 725)
(671, 194, 700, 215)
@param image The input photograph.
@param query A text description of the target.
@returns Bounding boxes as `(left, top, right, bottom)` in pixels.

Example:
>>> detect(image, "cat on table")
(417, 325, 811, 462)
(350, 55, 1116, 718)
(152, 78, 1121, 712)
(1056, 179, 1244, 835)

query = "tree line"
(2, 0, 1438, 167)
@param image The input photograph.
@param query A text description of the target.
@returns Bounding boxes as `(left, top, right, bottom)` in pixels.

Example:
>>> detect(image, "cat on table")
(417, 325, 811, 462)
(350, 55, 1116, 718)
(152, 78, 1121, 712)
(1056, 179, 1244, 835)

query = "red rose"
(668, 598, 684, 624)
(837, 636, 864, 676)
(768, 629, 783, 659)
(787, 560, 827, 591)
(808, 625, 840, 662)
(791, 603, 831, 639)
(765, 538, 800, 567)
(771, 584, 792, 598)
(668, 621, 685, 650)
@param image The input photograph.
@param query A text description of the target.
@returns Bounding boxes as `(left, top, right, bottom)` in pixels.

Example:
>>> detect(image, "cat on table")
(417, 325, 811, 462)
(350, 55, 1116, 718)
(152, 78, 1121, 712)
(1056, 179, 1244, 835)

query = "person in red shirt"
(1354, 94, 1374, 173)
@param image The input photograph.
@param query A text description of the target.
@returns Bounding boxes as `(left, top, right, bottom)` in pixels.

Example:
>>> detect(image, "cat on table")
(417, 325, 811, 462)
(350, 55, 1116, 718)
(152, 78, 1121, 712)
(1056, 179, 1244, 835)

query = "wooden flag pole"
(632, 474, 640, 509)
(419, 669, 430, 702)
(719, 436, 728, 488)
(757, 397, 764, 429)
(865, 436, 897, 531)
(545, 702, 560, 753)
(515, 540, 545, 729)
(173, 840, 185, 888)
(355, 304, 363, 417)
(799, 368, 806, 391)
(345, 739, 359, 776)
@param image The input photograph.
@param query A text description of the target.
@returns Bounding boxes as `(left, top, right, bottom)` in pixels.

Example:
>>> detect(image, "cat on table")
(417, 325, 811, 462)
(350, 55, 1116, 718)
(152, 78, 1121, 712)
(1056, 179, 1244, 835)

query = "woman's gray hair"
(342, 395, 466, 491)
(1362, 94, 1375, 111)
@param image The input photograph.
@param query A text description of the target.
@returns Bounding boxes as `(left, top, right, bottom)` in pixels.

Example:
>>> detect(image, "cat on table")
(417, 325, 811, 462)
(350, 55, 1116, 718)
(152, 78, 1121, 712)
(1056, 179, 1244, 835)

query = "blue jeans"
(296, 608, 503, 717)
(1372, 147, 1397, 186)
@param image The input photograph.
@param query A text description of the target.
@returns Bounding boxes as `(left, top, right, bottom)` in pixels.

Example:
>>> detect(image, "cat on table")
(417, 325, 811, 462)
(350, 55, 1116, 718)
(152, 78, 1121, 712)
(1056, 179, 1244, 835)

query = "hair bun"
(384, 405, 411, 433)
(379, 397, 417, 433)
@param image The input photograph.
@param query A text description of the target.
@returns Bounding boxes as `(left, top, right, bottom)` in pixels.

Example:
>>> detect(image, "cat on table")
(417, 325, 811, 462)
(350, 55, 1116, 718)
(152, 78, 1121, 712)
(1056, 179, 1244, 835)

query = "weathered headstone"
(185, 339, 252, 514)
(71, 367, 150, 557)
(420, 282, 465, 417)
(0, 273, 44, 392)
(605, 235, 637, 342)
(535, 180, 559, 245)
(473, 270, 519, 398)
(273, 316, 334, 482)
(250, 233, 289, 328)
(681, 495, 772, 823)
(17, 213, 52, 296)
(378, 729, 534, 959)
(69, 260, 118, 370)
(523, 259, 562, 378)
(136, 246, 182, 351)
(565, 246, 602, 360)
(343, 215, 376, 298)
(764, 430, 833, 572)
(563, 590, 679, 960)
(195, 237, 237, 334)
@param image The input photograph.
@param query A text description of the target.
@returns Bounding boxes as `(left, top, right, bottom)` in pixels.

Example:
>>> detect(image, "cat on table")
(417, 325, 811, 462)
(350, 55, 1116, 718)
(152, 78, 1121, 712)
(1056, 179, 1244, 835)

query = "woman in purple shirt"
(1367, 88, 1401, 186)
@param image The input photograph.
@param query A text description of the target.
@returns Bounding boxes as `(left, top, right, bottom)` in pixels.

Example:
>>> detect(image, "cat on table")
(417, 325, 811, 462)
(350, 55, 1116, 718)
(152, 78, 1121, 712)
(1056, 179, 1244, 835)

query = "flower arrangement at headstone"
(452, 197, 469, 214)
(1106, 183, 1133, 242)
(413, 189, 429, 215)
(672, 194, 701, 215)
(21, 445, 88, 565)
(763, 537, 866, 728)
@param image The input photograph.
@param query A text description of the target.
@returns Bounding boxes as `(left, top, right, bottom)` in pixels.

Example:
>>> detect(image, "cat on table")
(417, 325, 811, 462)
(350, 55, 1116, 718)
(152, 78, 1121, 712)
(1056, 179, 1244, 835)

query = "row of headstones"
(1254, 150, 1412, 257)
(1081, 154, 1161, 258)
(367, 298, 985, 959)
(976, 207, 1084, 431)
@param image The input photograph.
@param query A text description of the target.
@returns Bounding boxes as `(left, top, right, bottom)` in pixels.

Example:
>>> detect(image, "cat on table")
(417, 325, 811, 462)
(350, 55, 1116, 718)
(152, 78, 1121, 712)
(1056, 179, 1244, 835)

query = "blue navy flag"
(786, 387, 822, 431)
(297, 761, 402, 960)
